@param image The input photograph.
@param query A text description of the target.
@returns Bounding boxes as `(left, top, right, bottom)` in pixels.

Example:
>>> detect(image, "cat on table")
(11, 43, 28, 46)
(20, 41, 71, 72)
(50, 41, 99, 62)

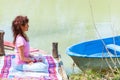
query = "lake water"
(1, 0, 120, 74)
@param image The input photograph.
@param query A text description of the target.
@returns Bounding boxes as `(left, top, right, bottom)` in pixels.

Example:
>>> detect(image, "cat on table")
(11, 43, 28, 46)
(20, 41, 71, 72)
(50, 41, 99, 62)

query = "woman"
(12, 15, 47, 72)
(12, 16, 33, 64)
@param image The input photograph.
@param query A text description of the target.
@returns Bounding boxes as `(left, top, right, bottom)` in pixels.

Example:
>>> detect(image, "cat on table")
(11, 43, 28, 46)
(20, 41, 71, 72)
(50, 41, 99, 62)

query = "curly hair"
(12, 16, 29, 44)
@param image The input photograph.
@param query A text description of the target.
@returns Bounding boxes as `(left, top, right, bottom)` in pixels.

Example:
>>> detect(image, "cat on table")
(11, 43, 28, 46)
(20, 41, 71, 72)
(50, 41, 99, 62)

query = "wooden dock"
(0, 31, 68, 80)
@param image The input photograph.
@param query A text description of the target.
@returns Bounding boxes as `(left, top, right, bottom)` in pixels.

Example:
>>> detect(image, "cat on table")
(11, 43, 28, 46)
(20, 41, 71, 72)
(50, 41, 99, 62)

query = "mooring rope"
(88, 0, 120, 73)
(107, 0, 120, 66)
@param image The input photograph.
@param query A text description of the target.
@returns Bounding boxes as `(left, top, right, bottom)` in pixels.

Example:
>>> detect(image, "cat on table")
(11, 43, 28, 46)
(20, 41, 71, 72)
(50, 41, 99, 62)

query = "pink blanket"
(0, 55, 62, 80)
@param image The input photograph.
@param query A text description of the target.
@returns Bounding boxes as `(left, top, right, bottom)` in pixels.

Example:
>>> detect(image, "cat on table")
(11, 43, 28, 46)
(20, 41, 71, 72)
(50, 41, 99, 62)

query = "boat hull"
(71, 56, 120, 71)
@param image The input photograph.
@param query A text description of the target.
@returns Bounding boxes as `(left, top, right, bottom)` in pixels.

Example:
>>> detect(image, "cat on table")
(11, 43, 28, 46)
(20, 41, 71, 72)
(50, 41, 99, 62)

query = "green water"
(1, 0, 120, 74)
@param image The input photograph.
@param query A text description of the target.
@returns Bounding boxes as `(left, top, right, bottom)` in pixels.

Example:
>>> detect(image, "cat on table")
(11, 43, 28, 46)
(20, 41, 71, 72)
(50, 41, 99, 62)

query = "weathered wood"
(56, 57, 68, 80)
(52, 42, 68, 80)
(52, 42, 58, 58)
(4, 41, 15, 50)
(0, 30, 5, 56)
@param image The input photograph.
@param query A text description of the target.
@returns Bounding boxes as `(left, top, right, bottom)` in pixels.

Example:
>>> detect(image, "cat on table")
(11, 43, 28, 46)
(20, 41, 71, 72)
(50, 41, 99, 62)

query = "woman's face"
(21, 23, 29, 32)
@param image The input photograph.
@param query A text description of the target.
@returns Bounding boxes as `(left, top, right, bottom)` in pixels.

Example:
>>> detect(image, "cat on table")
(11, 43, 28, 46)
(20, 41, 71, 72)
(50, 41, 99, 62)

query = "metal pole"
(0, 30, 5, 56)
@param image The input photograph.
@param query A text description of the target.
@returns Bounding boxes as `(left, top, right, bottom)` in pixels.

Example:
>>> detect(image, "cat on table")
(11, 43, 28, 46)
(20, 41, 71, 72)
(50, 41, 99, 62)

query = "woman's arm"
(18, 46, 33, 63)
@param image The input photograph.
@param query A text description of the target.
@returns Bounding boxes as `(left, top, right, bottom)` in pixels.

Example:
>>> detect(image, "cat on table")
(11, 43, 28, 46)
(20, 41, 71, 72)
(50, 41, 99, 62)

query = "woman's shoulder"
(16, 34, 25, 41)
(15, 34, 27, 45)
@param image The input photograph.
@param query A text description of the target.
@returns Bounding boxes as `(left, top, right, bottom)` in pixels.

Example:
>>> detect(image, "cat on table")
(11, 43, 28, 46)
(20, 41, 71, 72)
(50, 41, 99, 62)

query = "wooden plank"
(4, 41, 15, 48)
(55, 56, 68, 80)
(52, 42, 68, 80)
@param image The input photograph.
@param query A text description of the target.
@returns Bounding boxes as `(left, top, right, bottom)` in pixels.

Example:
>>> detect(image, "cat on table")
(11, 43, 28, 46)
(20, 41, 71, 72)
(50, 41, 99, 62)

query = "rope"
(107, 0, 120, 66)
(107, 0, 120, 69)
(88, 0, 120, 73)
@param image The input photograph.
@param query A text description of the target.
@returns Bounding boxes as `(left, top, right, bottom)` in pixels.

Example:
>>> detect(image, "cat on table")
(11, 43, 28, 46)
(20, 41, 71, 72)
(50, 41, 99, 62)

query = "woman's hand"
(28, 61, 34, 65)
(25, 58, 33, 63)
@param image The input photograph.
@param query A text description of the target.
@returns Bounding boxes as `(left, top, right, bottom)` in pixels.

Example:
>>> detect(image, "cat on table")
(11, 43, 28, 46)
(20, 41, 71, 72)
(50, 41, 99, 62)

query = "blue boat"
(66, 36, 120, 71)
